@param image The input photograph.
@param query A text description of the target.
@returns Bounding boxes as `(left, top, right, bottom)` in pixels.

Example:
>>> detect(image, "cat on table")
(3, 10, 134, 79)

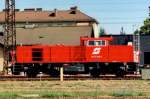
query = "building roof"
(0, 7, 96, 46)
(0, 8, 97, 23)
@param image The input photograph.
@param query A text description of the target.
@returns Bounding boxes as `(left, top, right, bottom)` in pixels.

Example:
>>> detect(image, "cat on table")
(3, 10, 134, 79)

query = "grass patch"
(111, 91, 146, 97)
(41, 92, 74, 98)
(40, 91, 106, 98)
(0, 92, 18, 98)
(0, 91, 146, 98)
(136, 92, 146, 96)
(0, 80, 149, 98)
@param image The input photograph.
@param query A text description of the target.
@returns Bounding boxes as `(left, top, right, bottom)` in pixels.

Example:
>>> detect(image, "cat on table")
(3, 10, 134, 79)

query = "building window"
(24, 24, 36, 29)
(48, 22, 75, 27)
(76, 22, 89, 26)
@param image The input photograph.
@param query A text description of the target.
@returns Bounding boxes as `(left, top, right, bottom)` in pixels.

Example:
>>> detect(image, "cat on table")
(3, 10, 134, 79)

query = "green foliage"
(139, 18, 150, 35)
(99, 28, 106, 36)
(134, 29, 140, 35)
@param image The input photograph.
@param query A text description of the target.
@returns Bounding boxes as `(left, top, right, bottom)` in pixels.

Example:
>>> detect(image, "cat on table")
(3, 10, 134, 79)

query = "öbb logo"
(92, 48, 101, 55)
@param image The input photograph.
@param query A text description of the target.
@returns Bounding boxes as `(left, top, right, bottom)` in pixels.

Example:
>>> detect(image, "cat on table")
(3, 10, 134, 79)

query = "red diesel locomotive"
(11, 37, 138, 77)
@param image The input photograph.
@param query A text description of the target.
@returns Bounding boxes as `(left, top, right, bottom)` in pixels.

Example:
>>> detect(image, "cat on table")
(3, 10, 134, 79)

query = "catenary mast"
(3, 0, 16, 74)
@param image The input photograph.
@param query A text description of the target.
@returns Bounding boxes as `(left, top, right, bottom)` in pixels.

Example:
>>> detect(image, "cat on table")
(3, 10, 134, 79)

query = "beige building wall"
(0, 47, 3, 72)
(16, 26, 92, 45)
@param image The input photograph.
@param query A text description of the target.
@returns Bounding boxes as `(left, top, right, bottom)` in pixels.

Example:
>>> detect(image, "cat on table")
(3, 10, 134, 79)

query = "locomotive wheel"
(12, 72, 20, 75)
(26, 67, 38, 78)
(115, 68, 126, 77)
(11, 65, 22, 75)
(90, 68, 100, 77)
(49, 69, 59, 77)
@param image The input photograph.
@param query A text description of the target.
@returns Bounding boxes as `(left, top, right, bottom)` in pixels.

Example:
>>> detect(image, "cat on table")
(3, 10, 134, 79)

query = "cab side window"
(88, 40, 106, 46)
(88, 41, 95, 45)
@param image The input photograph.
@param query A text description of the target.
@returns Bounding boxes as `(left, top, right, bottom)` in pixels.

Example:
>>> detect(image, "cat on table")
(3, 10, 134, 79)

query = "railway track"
(0, 74, 142, 81)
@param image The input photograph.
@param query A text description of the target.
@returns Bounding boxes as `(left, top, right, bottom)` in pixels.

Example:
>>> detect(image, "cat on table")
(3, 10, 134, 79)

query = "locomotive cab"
(80, 37, 113, 46)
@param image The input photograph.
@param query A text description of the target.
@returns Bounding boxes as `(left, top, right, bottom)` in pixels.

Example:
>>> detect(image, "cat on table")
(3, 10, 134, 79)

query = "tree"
(134, 29, 139, 35)
(120, 27, 126, 35)
(99, 28, 106, 36)
(139, 18, 150, 35)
